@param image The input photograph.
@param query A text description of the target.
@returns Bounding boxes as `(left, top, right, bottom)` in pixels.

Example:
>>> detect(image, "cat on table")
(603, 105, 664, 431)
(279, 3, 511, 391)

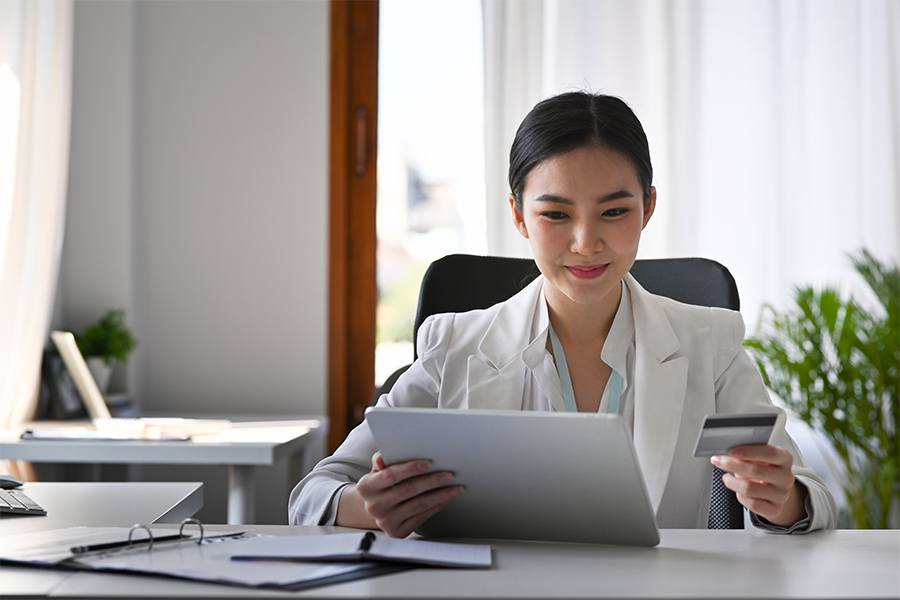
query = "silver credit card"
(693, 412, 778, 457)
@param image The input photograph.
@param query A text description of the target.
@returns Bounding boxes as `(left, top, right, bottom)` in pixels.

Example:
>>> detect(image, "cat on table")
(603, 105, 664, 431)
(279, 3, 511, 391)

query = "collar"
(522, 279, 633, 375)
(475, 271, 681, 370)
(600, 282, 633, 378)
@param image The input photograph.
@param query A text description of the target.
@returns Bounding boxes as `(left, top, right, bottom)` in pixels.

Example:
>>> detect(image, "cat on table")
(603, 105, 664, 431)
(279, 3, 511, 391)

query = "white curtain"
(483, 0, 900, 328)
(0, 0, 73, 464)
(483, 0, 899, 517)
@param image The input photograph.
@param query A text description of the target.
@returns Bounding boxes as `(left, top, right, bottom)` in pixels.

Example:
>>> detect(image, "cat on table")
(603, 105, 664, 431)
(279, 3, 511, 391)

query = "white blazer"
(290, 273, 837, 532)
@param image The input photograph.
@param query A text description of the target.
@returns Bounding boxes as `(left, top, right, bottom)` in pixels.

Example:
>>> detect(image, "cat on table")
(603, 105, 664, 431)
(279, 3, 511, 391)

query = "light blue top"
(548, 324, 625, 414)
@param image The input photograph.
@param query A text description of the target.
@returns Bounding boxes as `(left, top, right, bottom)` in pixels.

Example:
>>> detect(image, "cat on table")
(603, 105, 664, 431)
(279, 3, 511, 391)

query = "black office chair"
(379, 254, 744, 529)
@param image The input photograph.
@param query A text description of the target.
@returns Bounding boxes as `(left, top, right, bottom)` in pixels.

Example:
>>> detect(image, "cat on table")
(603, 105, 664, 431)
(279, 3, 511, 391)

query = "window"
(376, 0, 486, 386)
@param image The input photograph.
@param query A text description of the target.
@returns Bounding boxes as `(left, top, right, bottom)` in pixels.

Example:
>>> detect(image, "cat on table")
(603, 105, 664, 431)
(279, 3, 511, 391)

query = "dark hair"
(508, 92, 653, 210)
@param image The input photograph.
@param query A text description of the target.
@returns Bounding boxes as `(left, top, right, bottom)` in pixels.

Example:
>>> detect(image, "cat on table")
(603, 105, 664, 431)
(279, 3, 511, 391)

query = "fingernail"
(417, 461, 430, 472)
(441, 473, 455, 483)
(452, 486, 464, 496)
(710, 456, 721, 465)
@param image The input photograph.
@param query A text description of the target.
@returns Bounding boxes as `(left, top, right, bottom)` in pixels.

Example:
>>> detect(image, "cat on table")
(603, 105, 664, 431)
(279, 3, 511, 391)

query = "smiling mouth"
(566, 264, 609, 279)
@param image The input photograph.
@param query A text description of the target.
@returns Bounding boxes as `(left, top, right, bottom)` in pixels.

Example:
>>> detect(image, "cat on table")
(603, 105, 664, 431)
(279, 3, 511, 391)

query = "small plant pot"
(85, 357, 113, 393)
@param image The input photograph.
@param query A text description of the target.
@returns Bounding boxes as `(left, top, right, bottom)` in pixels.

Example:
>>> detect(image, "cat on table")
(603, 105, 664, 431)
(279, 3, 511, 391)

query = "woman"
(289, 92, 837, 537)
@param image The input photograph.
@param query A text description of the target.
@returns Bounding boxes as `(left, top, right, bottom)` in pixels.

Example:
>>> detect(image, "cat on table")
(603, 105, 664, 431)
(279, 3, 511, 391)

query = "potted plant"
(76, 309, 137, 393)
(745, 249, 899, 528)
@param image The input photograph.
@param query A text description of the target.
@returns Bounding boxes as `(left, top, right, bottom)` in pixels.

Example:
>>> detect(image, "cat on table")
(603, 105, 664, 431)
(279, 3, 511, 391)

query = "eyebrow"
(533, 190, 634, 205)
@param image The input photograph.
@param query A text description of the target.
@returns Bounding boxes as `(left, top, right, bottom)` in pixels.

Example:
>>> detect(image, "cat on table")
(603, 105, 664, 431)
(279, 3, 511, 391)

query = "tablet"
(365, 407, 659, 546)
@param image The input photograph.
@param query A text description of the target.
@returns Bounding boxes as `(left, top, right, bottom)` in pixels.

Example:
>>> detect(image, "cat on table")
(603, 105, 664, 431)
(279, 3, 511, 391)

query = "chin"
(555, 275, 621, 306)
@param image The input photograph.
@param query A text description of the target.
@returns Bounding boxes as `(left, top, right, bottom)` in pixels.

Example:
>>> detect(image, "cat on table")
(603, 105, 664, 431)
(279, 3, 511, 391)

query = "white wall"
(60, 0, 329, 419)
(60, 0, 135, 377)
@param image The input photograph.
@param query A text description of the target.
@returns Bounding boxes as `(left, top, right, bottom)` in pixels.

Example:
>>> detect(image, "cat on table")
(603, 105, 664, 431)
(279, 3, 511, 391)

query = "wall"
(131, 0, 328, 418)
(59, 0, 135, 391)
(57, 0, 330, 523)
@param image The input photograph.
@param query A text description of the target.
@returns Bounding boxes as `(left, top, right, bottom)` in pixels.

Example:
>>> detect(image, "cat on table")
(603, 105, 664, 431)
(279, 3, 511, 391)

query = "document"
(0, 525, 490, 591)
(230, 532, 493, 568)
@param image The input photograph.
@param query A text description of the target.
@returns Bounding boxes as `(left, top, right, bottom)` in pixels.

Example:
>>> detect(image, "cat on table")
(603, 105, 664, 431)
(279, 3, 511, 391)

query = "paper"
(230, 532, 493, 568)
(76, 534, 404, 589)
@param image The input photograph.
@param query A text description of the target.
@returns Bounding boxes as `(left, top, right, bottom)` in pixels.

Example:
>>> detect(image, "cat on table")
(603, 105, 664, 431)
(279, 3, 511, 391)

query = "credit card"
(692, 412, 778, 457)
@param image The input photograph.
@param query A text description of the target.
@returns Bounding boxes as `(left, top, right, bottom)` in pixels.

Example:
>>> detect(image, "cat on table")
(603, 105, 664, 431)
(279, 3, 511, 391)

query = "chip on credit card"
(692, 412, 779, 457)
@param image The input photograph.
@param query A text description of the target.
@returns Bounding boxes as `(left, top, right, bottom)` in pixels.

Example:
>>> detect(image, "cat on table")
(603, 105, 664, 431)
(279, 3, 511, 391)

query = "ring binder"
(78, 518, 212, 557)
(3, 524, 490, 592)
(178, 518, 205, 545)
(127, 524, 154, 551)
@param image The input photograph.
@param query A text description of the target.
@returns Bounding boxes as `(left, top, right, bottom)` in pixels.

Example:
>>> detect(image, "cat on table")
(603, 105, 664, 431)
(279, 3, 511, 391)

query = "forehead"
(522, 145, 641, 200)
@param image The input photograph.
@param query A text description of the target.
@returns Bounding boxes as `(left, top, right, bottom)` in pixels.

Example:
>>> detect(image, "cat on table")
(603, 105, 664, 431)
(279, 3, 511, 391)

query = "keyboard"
(0, 489, 47, 516)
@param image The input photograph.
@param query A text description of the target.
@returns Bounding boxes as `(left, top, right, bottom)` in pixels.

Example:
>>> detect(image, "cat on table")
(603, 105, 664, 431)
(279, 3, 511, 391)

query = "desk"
(0, 481, 202, 536)
(6, 524, 899, 599)
(0, 419, 321, 524)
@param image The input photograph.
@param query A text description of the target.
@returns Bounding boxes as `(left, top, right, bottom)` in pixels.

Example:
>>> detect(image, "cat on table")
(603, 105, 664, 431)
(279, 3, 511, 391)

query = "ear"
(508, 194, 529, 238)
(641, 186, 657, 230)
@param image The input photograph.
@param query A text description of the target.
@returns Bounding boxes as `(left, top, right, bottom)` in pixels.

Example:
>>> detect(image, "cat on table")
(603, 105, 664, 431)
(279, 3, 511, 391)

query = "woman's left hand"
(711, 444, 807, 527)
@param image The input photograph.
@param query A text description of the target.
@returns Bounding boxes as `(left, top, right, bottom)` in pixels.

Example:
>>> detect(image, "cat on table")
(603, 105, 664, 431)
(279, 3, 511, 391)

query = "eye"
(540, 211, 569, 221)
(603, 208, 629, 218)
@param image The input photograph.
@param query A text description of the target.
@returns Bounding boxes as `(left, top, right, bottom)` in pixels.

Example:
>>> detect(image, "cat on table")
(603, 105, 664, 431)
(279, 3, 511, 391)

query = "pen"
(359, 531, 376, 552)
(70, 533, 186, 554)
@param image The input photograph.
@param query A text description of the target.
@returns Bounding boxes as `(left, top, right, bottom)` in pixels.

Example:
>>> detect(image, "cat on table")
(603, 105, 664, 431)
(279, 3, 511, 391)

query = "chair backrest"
(412, 254, 740, 357)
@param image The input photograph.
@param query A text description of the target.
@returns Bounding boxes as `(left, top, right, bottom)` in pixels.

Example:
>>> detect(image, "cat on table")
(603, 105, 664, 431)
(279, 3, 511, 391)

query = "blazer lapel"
(626, 274, 689, 513)
(465, 276, 549, 410)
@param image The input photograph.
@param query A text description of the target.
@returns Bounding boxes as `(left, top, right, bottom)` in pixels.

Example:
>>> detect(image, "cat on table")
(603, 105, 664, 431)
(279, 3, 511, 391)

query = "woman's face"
(509, 144, 656, 307)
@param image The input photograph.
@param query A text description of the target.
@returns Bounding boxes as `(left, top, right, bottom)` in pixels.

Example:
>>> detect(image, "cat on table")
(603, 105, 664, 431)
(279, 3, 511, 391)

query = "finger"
(711, 455, 791, 485)
(371, 452, 386, 471)
(361, 471, 455, 517)
(722, 473, 789, 505)
(735, 491, 778, 518)
(727, 444, 793, 467)
(375, 485, 463, 536)
(369, 459, 433, 490)
(395, 499, 452, 538)
(388, 485, 464, 526)
(377, 470, 456, 508)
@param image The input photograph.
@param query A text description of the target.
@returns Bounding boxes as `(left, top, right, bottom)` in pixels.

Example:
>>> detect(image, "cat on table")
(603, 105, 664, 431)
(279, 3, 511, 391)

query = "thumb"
(371, 451, 386, 472)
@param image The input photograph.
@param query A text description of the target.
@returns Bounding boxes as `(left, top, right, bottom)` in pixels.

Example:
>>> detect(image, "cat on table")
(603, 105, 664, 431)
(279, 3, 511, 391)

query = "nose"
(569, 221, 603, 256)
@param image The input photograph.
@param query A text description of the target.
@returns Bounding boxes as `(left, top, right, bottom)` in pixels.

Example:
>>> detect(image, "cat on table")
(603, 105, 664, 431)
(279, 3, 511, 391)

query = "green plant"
(745, 249, 899, 528)
(76, 309, 137, 366)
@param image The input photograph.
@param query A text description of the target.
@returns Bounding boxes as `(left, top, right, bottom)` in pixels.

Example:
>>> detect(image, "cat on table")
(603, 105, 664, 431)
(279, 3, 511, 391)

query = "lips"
(566, 264, 608, 279)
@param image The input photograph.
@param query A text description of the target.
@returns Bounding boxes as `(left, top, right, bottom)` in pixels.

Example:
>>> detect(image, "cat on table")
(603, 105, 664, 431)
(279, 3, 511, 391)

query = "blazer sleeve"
(711, 308, 838, 533)
(288, 314, 452, 526)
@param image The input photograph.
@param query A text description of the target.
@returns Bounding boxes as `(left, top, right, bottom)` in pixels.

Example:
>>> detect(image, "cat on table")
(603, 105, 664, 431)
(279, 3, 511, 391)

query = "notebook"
(231, 531, 492, 568)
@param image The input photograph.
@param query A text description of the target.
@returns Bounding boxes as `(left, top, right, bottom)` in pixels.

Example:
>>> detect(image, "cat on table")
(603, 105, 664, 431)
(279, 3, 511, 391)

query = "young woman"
(289, 92, 837, 537)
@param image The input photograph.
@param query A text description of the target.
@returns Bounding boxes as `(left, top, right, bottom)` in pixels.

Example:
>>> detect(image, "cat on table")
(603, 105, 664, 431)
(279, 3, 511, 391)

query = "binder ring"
(127, 524, 154, 551)
(179, 517, 205, 545)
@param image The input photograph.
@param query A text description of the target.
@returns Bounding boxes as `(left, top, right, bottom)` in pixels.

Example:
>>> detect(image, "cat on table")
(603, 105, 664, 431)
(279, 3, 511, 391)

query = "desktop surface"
(0, 481, 202, 536)
(7, 524, 898, 599)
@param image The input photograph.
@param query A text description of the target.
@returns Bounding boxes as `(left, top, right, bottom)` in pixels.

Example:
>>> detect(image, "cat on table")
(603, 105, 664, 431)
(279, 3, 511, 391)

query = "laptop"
(365, 407, 660, 546)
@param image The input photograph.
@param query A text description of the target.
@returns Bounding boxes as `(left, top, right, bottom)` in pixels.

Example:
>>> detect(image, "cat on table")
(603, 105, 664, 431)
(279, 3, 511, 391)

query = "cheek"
(608, 214, 645, 248)
(527, 221, 569, 252)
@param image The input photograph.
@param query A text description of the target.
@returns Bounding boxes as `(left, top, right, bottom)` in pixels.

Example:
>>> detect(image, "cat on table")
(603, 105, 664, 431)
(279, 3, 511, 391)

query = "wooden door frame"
(328, 0, 379, 452)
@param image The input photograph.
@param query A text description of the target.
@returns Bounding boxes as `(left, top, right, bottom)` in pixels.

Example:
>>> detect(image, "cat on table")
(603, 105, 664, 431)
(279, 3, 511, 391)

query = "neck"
(545, 280, 623, 348)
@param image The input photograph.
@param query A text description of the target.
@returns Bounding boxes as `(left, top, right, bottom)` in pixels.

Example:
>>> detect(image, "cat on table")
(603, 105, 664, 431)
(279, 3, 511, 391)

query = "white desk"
(6, 523, 899, 598)
(0, 481, 202, 537)
(0, 419, 321, 524)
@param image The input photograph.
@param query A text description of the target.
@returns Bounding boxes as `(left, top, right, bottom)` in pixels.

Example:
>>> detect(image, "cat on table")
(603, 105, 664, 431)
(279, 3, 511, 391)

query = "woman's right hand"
(349, 452, 464, 537)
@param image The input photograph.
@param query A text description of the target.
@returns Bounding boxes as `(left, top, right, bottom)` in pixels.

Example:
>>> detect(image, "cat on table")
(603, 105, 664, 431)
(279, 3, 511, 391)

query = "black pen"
(359, 531, 377, 553)
(70, 533, 186, 554)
